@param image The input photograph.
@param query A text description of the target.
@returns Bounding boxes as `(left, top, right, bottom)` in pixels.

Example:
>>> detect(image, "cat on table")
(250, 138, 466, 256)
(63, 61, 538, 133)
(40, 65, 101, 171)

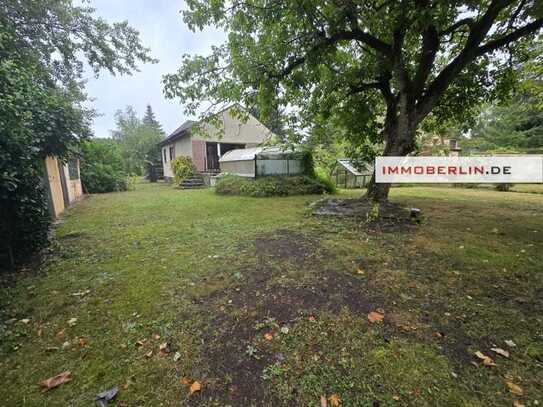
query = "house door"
(206, 142, 219, 171)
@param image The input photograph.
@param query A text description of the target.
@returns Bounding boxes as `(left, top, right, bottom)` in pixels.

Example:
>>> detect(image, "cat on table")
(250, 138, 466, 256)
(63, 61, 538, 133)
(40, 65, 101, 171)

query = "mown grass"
(0, 182, 542, 406)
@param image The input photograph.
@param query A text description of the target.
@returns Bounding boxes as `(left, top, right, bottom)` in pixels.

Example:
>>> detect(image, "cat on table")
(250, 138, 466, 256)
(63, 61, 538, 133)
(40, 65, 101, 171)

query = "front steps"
(180, 172, 205, 189)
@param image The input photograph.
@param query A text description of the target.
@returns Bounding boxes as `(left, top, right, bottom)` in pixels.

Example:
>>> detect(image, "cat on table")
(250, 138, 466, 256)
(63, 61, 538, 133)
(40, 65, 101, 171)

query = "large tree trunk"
(365, 172, 391, 202)
(365, 108, 416, 202)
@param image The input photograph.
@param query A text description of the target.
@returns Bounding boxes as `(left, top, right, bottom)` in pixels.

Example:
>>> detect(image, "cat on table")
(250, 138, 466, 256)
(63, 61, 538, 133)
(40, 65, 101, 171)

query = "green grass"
(1, 182, 542, 406)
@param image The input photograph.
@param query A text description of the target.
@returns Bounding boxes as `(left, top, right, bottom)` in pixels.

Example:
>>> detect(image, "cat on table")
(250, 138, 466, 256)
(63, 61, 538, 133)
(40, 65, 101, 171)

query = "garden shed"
(219, 146, 306, 178)
(331, 159, 373, 188)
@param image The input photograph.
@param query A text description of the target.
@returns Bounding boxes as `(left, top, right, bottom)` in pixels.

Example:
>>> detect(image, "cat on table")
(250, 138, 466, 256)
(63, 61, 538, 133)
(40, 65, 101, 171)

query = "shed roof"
(219, 147, 263, 162)
(219, 146, 303, 162)
(336, 159, 373, 176)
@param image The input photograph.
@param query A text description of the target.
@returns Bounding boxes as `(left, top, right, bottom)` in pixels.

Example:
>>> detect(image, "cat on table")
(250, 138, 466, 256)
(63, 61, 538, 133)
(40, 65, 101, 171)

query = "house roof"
(336, 159, 373, 176)
(158, 120, 195, 147)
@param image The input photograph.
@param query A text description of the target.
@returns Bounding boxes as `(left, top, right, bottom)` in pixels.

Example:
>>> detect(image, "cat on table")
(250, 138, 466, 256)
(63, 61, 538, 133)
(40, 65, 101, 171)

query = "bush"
(80, 139, 129, 193)
(171, 156, 195, 185)
(495, 183, 514, 192)
(215, 175, 332, 197)
(314, 168, 337, 194)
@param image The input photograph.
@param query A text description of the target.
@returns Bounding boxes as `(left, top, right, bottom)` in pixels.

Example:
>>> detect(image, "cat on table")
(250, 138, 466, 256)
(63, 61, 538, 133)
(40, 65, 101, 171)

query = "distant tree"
(464, 40, 543, 153)
(111, 106, 165, 175)
(164, 0, 543, 202)
(143, 104, 165, 135)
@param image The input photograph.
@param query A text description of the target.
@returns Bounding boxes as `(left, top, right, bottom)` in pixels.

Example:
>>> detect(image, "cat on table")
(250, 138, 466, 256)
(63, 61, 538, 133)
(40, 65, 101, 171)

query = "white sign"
(375, 156, 543, 183)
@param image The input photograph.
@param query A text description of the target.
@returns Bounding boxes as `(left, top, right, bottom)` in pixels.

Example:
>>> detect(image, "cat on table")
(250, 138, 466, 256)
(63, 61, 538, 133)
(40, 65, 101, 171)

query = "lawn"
(1, 182, 542, 406)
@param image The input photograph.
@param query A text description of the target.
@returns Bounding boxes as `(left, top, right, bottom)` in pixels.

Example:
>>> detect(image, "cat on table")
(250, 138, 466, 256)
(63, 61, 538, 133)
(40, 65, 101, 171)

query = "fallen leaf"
(159, 342, 170, 355)
(264, 332, 274, 341)
(506, 381, 523, 396)
(78, 337, 88, 348)
(329, 394, 341, 407)
(320, 394, 328, 407)
(173, 351, 182, 362)
(368, 311, 385, 323)
(153, 333, 161, 340)
(474, 351, 496, 366)
(505, 340, 517, 348)
(95, 386, 118, 407)
(189, 381, 202, 395)
(392, 395, 400, 401)
(513, 401, 525, 407)
(135, 339, 146, 347)
(68, 318, 77, 327)
(180, 377, 191, 386)
(20, 318, 30, 324)
(39, 371, 72, 392)
(491, 347, 510, 358)
(144, 350, 153, 358)
(356, 266, 365, 275)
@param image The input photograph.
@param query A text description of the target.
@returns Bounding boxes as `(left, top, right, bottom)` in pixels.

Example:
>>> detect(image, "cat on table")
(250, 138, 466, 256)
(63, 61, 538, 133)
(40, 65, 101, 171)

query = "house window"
(169, 146, 175, 161)
(68, 159, 79, 180)
(163, 148, 167, 163)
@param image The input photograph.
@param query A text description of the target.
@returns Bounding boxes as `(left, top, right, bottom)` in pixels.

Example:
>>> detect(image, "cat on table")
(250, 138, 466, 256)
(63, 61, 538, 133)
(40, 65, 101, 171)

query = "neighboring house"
(43, 156, 83, 217)
(159, 106, 274, 180)
(331, 159, 373, 188)
(419, 136, 462, 156)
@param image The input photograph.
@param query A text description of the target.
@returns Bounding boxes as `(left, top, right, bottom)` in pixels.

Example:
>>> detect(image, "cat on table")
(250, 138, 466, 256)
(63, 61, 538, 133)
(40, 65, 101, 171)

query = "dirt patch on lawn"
(188, 230, 379, 405)
(253, 229, 327, 265)
(311, 198, 419, 232)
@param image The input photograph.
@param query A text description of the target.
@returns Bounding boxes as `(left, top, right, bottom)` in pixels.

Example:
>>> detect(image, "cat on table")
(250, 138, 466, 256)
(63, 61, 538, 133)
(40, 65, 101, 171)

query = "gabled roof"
(158, 120, 195, 147)
(336, 159, 373, 176)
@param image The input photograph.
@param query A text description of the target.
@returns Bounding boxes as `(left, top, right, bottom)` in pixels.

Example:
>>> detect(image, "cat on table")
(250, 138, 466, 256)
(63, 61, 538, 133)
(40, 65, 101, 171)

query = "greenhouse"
(218, 146, 306, 178)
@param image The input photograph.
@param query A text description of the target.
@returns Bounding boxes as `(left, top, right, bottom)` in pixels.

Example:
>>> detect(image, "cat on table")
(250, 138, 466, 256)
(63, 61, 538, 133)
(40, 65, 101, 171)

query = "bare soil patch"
(189, 230, 378, 405)
(311, 198, 419, 232)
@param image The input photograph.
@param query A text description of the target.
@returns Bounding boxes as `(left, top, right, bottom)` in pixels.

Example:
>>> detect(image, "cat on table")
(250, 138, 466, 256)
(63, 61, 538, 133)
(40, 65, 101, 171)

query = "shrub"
(215, 175, 332, 197)
(171, 156, 195, 185)
(80, 139, 128, 193)
(314, 168, 337, 194)
(495, 183, 513, 192)
(126, 175, 138, 191)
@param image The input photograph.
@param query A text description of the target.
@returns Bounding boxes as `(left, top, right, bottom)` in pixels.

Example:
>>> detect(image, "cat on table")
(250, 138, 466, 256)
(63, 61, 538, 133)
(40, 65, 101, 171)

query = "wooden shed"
(43, 156, 83, 217)
(331, 159, 373, 188)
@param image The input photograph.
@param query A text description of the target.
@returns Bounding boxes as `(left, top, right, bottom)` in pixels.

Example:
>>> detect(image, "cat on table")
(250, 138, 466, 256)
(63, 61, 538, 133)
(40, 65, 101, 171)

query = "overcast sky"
(83, 0, 225, 138)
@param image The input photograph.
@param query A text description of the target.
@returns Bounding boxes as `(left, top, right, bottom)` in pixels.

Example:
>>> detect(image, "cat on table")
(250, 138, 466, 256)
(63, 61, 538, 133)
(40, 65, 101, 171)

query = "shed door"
(57, 160, 70, 206)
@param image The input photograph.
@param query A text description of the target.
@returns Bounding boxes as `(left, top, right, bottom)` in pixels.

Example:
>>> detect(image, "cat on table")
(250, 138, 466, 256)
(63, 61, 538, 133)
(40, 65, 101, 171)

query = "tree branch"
(415, 0, 517, 121)
(413, 24, 439, 98)
(439, 18, 474, 36)
(271, 30, 391, 79)
(347, 81, 382, 95)
(477, 18, 543, 55)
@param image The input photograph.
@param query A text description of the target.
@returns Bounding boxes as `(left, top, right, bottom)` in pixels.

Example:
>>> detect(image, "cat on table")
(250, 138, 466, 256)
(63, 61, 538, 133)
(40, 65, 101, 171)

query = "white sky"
(83, 0, 226, 138)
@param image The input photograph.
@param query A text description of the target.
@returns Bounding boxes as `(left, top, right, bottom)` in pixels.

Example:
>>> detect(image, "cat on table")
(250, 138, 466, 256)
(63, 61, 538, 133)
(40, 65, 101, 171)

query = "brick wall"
(192, 139, 206, 171)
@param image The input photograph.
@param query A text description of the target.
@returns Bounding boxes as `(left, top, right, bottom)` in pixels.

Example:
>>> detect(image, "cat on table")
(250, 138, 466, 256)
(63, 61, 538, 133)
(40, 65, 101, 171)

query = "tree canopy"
(111, 105, 165, 175)
(164, 0, 543, 200)
(1, 0, 153, 267)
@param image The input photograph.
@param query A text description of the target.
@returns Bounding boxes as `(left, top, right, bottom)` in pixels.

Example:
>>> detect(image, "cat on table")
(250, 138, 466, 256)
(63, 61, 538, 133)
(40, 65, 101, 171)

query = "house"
(43, 156, 83, 217)
(219, 146, 305, 178)
(331, 159, 373, 188)
(159, 106, 274, 180)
